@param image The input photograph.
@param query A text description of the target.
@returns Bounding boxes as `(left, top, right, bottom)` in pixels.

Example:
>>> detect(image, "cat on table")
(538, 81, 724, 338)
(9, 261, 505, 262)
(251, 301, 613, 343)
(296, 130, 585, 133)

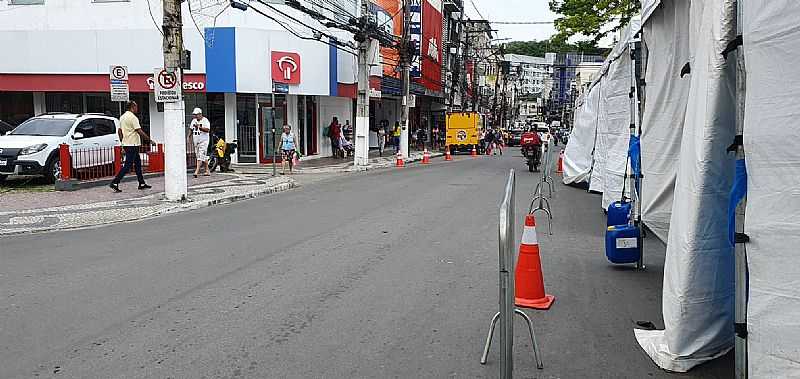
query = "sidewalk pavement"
(0, 148, 444, 236)
(233, 149, 444, 175)
(0, 173, 295, 236)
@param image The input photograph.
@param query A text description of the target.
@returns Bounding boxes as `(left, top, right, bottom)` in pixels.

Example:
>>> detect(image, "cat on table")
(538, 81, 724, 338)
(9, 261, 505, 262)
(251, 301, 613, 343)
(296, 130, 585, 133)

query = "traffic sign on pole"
(109, 65, 130, 102)
(154, 68, 182, 103)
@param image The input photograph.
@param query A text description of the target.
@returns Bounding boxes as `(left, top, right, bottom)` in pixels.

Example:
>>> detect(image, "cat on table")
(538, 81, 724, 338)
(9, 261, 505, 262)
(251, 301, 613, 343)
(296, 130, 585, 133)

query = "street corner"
(0, 174, 297, 236)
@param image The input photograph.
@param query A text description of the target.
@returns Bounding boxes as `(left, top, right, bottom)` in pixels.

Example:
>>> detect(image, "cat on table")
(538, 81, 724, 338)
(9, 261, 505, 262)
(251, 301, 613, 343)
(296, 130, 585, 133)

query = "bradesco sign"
(153, 68, 182, 102)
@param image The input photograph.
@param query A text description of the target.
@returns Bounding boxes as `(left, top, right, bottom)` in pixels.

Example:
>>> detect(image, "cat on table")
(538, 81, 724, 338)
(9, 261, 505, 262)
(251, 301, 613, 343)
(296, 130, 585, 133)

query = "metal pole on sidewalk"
(272, 90, 277, 176)
(162, 0, 188, 201)
(399, 0, 411, 159)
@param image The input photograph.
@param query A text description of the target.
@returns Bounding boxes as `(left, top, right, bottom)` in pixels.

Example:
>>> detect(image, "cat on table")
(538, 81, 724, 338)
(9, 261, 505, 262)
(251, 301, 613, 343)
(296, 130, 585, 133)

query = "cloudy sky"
(463, 0, 559, 42)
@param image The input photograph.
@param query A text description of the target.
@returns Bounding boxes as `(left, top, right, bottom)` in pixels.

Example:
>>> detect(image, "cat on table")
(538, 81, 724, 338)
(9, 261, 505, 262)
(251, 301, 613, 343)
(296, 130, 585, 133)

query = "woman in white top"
(278, 125, 297, 174)
(190, 107, 211, 177)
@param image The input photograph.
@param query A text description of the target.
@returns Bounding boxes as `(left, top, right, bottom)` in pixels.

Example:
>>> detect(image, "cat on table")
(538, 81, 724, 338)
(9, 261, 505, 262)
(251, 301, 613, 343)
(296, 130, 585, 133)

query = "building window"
(9, 0, 44, 4)
(46, 93, 83, 115)
(0, 92, 34, 126)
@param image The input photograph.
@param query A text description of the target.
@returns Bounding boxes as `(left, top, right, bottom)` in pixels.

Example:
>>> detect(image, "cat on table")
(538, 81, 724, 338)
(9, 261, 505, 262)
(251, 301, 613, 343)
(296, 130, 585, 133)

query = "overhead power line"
(468, 0, 485, 20)
(488, 21, 555, 25)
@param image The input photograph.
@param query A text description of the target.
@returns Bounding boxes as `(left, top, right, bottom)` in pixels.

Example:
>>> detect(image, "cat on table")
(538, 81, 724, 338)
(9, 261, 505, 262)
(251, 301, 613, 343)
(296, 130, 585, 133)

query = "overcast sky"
(463, 0, 559, 42)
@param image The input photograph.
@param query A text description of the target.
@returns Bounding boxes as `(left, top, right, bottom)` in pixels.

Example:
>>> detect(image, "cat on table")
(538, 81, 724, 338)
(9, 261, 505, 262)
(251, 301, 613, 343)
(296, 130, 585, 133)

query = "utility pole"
(398, 1, 411, 159)
(354, 0, 371, 166)
(162, 0, 187, 201)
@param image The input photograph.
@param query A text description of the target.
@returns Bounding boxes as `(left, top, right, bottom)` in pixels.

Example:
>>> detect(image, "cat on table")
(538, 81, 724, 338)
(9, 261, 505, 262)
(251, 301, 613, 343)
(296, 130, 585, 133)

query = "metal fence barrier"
(480, 169, 544, 377)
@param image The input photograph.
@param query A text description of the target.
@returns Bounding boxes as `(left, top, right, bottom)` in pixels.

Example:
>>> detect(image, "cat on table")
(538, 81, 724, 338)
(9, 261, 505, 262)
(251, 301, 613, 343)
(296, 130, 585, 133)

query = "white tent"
(639, 0, 691, 242)
(586, 19, 640, 208)
(635, 0, 737, 372)
(562, 83, 600, 185)
(742, 0, 800, 376)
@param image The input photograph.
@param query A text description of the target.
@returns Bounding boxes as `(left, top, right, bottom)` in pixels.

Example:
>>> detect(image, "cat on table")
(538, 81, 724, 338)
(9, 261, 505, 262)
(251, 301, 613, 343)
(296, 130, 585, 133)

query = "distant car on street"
(0, 113, 120, 183)
(507, 128, 524, 146)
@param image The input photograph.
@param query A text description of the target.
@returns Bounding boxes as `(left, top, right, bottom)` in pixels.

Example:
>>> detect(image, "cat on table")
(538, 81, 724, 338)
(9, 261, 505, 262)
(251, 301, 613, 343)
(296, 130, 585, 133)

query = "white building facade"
(0, 0, 359, 163)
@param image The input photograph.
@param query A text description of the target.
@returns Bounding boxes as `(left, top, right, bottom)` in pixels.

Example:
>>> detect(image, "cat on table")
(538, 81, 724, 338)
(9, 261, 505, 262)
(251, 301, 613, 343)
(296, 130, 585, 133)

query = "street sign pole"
(161, 0, 188, 201)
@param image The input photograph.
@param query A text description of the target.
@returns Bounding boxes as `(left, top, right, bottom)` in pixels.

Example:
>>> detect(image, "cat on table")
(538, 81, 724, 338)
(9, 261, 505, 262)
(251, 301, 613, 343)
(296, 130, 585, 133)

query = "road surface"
(0, 148, 732, 378)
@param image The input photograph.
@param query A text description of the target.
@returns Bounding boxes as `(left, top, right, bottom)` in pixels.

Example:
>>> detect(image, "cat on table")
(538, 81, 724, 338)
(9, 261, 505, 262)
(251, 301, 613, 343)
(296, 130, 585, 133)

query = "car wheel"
(45, 154, 68, 184)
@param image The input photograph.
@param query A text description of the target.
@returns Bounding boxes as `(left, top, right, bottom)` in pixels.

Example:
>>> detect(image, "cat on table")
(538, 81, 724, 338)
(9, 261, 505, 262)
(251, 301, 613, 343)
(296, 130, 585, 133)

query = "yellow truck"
(445, 112, 482, 153)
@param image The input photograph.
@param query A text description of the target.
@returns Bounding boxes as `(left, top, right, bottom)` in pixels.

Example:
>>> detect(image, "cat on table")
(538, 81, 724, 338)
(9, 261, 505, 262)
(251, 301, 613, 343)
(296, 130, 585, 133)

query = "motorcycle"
(208, 135, 238, 173)
(520, 132, 542, 172)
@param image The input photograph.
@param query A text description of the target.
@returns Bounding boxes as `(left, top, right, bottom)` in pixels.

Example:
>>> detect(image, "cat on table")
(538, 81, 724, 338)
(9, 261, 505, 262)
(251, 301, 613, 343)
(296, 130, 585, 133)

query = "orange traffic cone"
(445, 147, 453, 161)
(395, 152, 404, 168)
(471, 146, 477, 157)
(515, 214, 555, 310)
(557, 150, 564, 174)
(422, 149, 431, 164)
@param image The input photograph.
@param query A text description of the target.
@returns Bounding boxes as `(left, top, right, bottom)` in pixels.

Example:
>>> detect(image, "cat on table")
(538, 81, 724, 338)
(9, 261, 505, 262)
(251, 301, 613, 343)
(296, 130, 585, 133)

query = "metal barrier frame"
(480, 169, 544, 377)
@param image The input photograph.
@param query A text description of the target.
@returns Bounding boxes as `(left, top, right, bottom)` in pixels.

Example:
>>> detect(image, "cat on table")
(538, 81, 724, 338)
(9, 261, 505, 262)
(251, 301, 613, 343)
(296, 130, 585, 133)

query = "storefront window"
(46, 93, 83, 114)
(183, 92, 224, 136)
(0, 92, 34, 126)
(236, 94, 257, 163)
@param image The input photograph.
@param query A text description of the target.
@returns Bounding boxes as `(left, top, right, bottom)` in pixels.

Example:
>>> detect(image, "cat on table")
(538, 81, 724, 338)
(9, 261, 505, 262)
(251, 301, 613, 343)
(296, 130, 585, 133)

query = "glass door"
(258, 95, 286, 163)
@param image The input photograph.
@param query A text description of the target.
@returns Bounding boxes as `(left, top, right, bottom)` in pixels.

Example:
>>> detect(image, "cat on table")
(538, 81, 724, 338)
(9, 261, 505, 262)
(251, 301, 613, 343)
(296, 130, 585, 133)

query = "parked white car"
(0, 113, 120, 183)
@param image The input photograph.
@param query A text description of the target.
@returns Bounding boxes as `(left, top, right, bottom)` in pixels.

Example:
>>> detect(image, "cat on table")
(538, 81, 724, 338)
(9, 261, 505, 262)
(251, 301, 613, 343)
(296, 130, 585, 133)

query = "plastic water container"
(605, 224, 641, 264)
(607, 201, 632, 226)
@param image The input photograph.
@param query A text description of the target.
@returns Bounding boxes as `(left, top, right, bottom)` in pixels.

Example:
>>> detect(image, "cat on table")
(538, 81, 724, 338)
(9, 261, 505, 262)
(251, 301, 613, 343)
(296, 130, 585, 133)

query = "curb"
(0, 179, 297, 237)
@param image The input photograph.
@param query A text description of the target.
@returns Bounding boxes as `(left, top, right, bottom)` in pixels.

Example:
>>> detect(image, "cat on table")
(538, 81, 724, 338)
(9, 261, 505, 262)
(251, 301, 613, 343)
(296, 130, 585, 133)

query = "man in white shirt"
(190, 107, 211, 177)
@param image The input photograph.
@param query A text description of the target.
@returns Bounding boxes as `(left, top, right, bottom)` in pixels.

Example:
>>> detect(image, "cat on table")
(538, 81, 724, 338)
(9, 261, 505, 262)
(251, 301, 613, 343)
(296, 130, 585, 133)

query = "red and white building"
(0, 0, 360, 163)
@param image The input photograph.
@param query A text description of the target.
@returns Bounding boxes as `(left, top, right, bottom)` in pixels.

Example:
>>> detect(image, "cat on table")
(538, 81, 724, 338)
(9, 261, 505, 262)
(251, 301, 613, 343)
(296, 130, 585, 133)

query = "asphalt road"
(0, 148, 732, 378)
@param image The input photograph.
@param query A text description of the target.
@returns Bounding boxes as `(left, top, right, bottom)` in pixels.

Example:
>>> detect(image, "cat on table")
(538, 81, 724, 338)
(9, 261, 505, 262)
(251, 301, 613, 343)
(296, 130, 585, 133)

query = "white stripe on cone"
(521, 225, 538, 245)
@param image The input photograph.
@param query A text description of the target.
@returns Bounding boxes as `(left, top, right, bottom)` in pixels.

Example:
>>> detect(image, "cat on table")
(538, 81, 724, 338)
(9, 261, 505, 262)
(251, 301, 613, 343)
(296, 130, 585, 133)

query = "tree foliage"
(504, 38, 607, 57)
(549, 0, 641, 42)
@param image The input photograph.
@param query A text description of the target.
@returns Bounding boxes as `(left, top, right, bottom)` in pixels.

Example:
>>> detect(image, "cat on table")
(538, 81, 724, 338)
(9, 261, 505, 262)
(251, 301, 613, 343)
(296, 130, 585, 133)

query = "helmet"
(192, 108, 203, 115)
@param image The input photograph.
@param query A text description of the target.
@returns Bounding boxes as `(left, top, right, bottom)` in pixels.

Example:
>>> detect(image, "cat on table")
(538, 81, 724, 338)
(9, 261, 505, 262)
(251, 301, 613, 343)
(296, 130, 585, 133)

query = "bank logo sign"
(272, 51, 301, 85)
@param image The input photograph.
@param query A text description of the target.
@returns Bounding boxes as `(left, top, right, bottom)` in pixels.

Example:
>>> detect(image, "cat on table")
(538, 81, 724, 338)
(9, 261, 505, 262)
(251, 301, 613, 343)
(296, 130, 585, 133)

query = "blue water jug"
(605, 224, 642, 264)
(607, 201, 632, 226)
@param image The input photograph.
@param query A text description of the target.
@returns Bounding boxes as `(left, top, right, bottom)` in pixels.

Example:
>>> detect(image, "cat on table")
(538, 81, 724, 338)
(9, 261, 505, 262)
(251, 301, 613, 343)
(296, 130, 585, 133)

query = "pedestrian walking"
(377, 124, 386, 157)
(416, 127, 426, 151)
(190, 108, 211, 178)
(496, 130, 505, 156)
(343, 120, 353, 141)
(484, 129, 496, 155)
(431, 125, 440, 150)
(393, 121, 402, 153)
(329, 117, 341, 158)
(279, 125, 297, 175)
(109, 101, 153, 192)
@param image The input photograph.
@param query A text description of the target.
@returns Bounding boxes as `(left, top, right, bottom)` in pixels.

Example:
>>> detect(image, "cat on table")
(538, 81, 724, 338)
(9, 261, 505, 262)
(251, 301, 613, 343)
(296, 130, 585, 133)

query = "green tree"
(549, 0, 641, 42)
(504, 38, 606, 57)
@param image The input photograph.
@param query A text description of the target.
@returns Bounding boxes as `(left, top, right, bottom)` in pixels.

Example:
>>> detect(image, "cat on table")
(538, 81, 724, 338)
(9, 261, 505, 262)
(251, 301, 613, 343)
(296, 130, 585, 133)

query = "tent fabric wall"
(587, 19, 639, 207)
(642, 0, 662, 23)
(563, 84, 600, 185)
(635, 0, 738, 372)
(640, 0, 691, 242)
(598, 55, 632, 210)
(588, 75, 608, 194)
(742, 1, 800, 376)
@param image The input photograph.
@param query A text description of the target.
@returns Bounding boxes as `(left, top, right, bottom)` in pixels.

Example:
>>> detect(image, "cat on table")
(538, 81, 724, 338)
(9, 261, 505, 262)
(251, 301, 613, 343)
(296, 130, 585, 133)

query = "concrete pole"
(399, 2, 411, 159)
(354, 1, 371, 166)
(162, 0, 187, 201)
